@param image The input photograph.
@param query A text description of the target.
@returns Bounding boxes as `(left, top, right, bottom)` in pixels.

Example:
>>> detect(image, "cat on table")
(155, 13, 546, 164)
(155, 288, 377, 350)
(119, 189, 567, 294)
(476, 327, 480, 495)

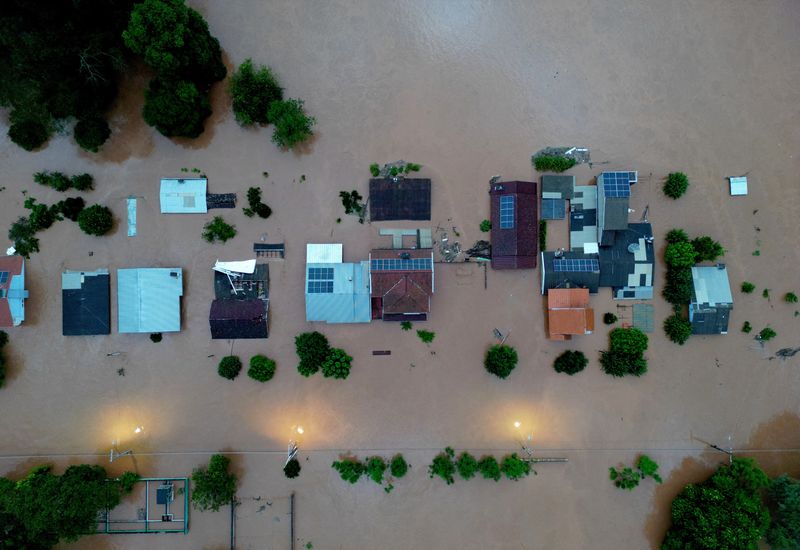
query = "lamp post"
(287, 425, 303, 466)
(109, 426, 144, 463)
(512, 421, 568, 471)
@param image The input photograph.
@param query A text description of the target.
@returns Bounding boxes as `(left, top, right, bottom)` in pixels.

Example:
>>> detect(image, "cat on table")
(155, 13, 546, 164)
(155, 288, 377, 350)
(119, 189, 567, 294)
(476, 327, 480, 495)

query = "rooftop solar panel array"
(370, 258, 432, 271)
(0, 271, 8, 285)
(307, 267, 334, 293)
(541, 198, 566, 220)
(499, 195, 515, 228)
(552, 258, 600, 272)
(602, 172, 636, 198)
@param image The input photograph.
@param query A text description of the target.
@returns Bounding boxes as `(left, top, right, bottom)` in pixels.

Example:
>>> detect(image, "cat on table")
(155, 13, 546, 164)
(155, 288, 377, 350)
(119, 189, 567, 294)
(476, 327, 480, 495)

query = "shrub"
(58, 195, 86, 221)
(480, 219, 491, 232)
(229, 59, 283, 126)
(539, 219, 547, 250)
(8, 119, 49, 151)
(478, 456, 502, 482)
(284, 458, 301, 479)
(295, 331, 330, 376)
(248, 355, 276, 382)
(191, 454, 238, 512)
(601, 328, 649, 378)
(429, 447, 456, 485)
(70, 174, 94, 191)
(664, 314, 692, 345)
(24, 198, 60, 231)
(77, 204, 113, 236)
(218, 356, 242, 380)
(664, 242, 697, 267)
(268, 98, 316, 149)
(785, 292, 799, 304)
(7, 217, 40, 258)
(149, 332, 162, 343)
(485, 344, 518, 379)
(143, 78, 211, 138)
(766, 474, 800, 549)
(533, 155, 576, 173)
(202, 216, 236, 243)
(663, 172, 689, 199)
(609, 327, 648, 356)
(663, 265, 693, 304)
(35, 171, 71, 191)
(74, 116, 111, 152)
(243, 187, 271, 219)
(365, 456, 387, 485)
(320, 348, 352, 380)
(553, 350, 588, 375)
(417, 330, 435, 344)
(637, 455, 662, 483)
(332, 459, 364, 484)
(400, 321, 412, 331)
(691, 236, 724, 262)
(763, 288, 771, 299)
(369, 163, 380, 177)
(603, 312, 618, 325)
(741, 282, 755, 294)
(390, 455, 408, 478)
(742, 321, 752, 333)
(759, 327, 777, 341)
(456, 452, 479, 480)
(665, 228, 689, 244)
(339, 190, 364, 215)
(609, 466, 640, 490)
(500, 454, 531, 481)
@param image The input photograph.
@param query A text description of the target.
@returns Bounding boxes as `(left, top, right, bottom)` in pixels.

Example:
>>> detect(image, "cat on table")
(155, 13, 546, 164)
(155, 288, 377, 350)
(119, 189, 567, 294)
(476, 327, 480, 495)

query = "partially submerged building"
(489, 181, 538, 269)
(690, 265, 733, 335)
(369, 178, 431, 221)
(160, 178, 208, 214)
(305, 244, 371, 324)
(0, 255, 27, 327)
(118, 268, 183, 333)
(369, 249, 434, 321)
(598, 223, 654, 300)
(547, 288, 594, 340)
(540, 175, 574, 220)
(62, 269, 110, 336)
(210, 260, 269, 339)
(540, 251, 600, 295)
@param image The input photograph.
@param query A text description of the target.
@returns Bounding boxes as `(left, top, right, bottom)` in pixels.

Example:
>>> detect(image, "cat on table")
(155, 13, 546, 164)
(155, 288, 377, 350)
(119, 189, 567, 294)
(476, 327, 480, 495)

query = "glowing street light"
(513, 421, 521, 429)
(110, 426, 144, 462)
(287, 425, 303, 466)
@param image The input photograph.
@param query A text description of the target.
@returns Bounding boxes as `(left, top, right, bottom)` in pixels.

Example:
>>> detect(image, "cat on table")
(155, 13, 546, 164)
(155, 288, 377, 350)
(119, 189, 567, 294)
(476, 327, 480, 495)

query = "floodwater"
(0, 1, 799, 549)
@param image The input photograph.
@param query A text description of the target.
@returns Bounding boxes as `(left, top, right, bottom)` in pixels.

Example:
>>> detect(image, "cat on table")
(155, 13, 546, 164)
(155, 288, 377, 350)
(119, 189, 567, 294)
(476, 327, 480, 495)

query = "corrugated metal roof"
(305, 261, 371, 323)
(0, 256, 25, 327)
(62, 269, 110, 336)
(160, 178, 207, 213)
(118, 268, 183, 333)
(691, 266, 733, 306)
(306, 244, 343, 264)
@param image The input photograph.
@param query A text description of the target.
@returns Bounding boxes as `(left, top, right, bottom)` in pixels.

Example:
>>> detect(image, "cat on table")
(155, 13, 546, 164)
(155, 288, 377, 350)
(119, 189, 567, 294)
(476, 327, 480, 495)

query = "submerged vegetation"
(202, 216, 237, 243)
(429, 447, 531, 485)
(663, 172, 689, 199)
(600, 328, 648, 377)
(532, 155, 576, 173)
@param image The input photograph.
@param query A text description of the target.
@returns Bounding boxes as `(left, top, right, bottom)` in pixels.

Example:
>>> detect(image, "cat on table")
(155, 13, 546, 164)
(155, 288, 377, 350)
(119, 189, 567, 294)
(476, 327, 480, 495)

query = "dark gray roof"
(210, 299, 268, 339)
(601, 197, 630, 240)
(690, 307, 731, 335)
(599, 223, 654, 289)
(541, 175, 575, 199)
(540, 251, 600, 294)
(62, 272, 111, 336)
(369, 178, 431, 221)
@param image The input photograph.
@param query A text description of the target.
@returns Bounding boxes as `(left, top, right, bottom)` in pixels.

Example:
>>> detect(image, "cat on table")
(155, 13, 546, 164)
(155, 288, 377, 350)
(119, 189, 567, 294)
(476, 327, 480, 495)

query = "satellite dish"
(627, 243, 640, 253)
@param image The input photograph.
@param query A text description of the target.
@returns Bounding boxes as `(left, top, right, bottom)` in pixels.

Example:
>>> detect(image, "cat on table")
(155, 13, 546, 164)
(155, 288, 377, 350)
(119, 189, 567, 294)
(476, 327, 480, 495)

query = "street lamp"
(109, 426, 144, 462)
(511, 420, 567, 471)
(287, 425, 303, 466)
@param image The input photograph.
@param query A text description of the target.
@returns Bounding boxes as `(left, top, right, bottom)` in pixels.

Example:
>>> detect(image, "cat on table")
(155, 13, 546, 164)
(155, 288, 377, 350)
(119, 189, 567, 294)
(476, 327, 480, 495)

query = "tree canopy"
(767, 474, 800, 549)
(191, 454, 237, 512)
(484, 344, 518, 379)
(229, 59, 283, 126)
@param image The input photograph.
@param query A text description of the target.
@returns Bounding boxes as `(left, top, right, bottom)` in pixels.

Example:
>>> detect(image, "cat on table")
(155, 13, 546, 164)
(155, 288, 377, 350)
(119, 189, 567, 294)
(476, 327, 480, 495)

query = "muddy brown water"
(0, 1, 799, 549)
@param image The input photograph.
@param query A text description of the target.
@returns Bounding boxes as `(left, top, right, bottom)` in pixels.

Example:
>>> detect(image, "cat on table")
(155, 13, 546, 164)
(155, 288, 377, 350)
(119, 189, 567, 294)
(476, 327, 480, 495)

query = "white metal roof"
(691, 265, 733, 306)
(306, 244, 343, 264)
(729, 176, 748, 196)
(213, 259, 256, 274)
(160, 178, 208, 213)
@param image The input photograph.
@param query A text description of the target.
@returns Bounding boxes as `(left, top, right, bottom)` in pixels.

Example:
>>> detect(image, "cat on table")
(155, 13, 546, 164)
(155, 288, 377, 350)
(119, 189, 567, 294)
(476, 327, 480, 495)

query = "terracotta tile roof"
(547, 288, 590, 308)
(547, 288, 594, 338)
(371, 272, 432, 314)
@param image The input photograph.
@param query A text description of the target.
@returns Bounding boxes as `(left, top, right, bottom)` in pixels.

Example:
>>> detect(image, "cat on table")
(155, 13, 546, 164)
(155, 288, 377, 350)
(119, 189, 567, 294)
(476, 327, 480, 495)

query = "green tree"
(332, 459, 364, 484)
(429, 447, 456, 485)
(283, 459, 301, 479)
(742, 321, 752, 333)
(295, 331, 330, 377)
(77, 205, 113, 236)
(191, 454, 237, 512)
(609, 327, 648, 356)
(484, 344, 518, 379)
(7, 217, 40, 258)
(478, 456, 502, 482)
(390, 455, 409, 478)
(665, 228, 689, 244)
(663, 265, 693, 304)
(662, 458, 769, 549)
(603, 312, 618, 325)
(229, 59, 283, 126)
(202, 216, 236, 243)
(268, 98, 316, 149)
(636, 455, 662, 483)
(217, 356, 242, 380)
(766, 474, 800, 549)
(456, 452, 479, 480)
(500, 454, 530, 481)
(416, 329, 436, 344)
(400, 321, 412, 331)
(553, 350, 588, 375)
(74, 116, 111, 152)
(601, 328, 649, 377)
(663, 172, 689, 199)
(365, 457, 387, 485)
(664, 314, 692, 345)
(664, 242, 697, 267)
(24, 198, 60, 232)
(8, 120, 50, 151)
(784, 292, 798, 304)
(609, 466, 640, 490)
(480, 219, 491, 232)
(691, 236, 724, 262)
(741, 282, 756, 294)
(243, 187, 271, 219)
(143, 78, 211, 138)
(759, 327, 777, 341)
(247, 355, 276, 382)
(320, 348, 352, 380)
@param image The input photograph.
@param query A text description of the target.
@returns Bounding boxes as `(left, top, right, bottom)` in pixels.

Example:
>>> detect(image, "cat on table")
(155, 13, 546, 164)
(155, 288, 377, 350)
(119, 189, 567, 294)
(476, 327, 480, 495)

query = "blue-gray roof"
(691, 265, 733, 306)
(160, 178, 207, 213)
(305, 261, 371, 324)
(118, 268, 183, 333)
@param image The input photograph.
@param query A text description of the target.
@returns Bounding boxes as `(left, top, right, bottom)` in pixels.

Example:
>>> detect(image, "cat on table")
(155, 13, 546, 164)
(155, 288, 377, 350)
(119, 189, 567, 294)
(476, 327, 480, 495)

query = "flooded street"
(1, 1, 799, 548)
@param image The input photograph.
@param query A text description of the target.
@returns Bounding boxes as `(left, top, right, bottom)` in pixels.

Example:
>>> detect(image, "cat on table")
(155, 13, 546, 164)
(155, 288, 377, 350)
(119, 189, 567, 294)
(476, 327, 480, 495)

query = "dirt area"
(0, 1, 799, 549)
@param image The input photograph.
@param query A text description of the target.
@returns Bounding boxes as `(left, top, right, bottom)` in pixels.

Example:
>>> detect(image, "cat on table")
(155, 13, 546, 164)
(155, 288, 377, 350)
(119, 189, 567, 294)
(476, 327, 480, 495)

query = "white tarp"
(213, 259, 257, 274)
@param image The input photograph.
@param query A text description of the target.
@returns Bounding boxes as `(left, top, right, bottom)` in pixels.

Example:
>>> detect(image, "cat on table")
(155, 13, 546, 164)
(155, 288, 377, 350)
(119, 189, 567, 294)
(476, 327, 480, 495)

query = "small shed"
(210, 299, 268, 339)
(160, 178, 207, 214)
(118, 268, 183, 333)
(489, 181, 538, 269)
(369, 178, 431, 221)
(729, 176, 748, 196)
(0, 255, 27, 327)
(690, 265, 733, 335)
(62, 269, 110, 336)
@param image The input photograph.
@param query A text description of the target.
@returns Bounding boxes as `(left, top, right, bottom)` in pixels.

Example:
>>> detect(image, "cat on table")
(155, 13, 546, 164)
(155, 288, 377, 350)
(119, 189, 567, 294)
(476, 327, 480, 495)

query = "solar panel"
(307, 281, 333, 293)
(308, 267, 334, 280)
(552, 259, 600, 272)
(500, 195, 515, 228)
(602, 172, 635, 198)
(0, 272, 7, 285)
(541, 199, 566, 220)
(370, 258, 432, 271)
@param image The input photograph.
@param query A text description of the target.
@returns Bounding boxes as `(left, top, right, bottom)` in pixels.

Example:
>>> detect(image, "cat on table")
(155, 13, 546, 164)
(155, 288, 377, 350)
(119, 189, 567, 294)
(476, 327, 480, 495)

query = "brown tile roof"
(547, 288, 594, 339)
(489, 181, 538, 269)
(369, 249, 433, 315)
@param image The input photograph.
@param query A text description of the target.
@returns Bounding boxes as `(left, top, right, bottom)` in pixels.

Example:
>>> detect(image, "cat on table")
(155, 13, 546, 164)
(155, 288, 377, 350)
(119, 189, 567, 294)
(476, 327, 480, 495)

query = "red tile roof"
(370, 249, 433, 315)
(547, 288, 594, 339)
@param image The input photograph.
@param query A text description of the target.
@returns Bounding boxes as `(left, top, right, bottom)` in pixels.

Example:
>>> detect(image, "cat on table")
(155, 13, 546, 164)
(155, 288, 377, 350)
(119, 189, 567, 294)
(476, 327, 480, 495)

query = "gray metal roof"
(118, 268, 183, 333)
(691, 265, 733, 306)
(541, 175, 575, 199)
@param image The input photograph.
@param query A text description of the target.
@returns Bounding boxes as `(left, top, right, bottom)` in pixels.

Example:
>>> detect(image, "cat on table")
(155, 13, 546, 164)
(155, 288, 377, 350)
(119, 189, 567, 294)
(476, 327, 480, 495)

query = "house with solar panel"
(540, 175, 574, 221)
(369, 249, 434, 321)
(118, 268, 183, 333)
(62, 269, 110, 336)
(209, 260, 269, 339)
(488, 181, 538, 269)
(305, 244, 371, 324)
(689, 265, 733, 334)
(369, 178, 431, 221)
(0, 255, 27, 327)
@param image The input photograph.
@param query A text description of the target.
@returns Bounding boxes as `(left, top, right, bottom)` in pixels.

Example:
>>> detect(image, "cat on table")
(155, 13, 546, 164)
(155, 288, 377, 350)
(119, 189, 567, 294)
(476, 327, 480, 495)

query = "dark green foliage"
(429, 447, 456, 485)
(71, 174, 94, 191)
(601, 328, 648, 377)
(74, 117, 111, 152)
(369, 163, 381, 177)
(143, 78, 211, 138)
(663, 172, 689, 199)
(609, 466, 640, 490)
(77, 205, 113, 236)
(691, 236, 724, 262)
(332, 459, 364, 484)
(741, 282, 756, 294)
(664, 314, 692, 345)
(417, 329, 436, 344)
(759, 327, 777, 341)
(191, 454, 237, 512)
(202, 216, 237, 243)
(339, 190, 365, 215)
(609, 327, 648, 356)
(365, 457, 387, 485)
(400, 321, 412, 331)
(390, 455, 408, 478)
(500, 454, 530, 481)
(785, 292, 798, 304)
(34, 171, 70, 192)
(24, 198, 61, 232)
(637, 455, 662, 483)
(603, 312, 618, 325)
(456, 452, 479, 480)
(117, 471, 141, 493)
(533, 155, 576, 172)
(553, 350, 588, 375)
(7, 217, 40, 258)
(480, 219, 491, 232)
(268, 99, 316, 149)
(0, 331, 8, 348)
(320, 348, 352, 379)
(295, 332, 330, 377)
(229, 59, 283, 126)
(539, 219, 547, 250)
(665, 228, 689, 244)
(766, 474, 800, 549)
(8, 120, 49, 151)
(664, 242, 697, 267)
(485, 344, 518, 379)
(217, 356, 242, 380)
(663, 266, 693, 304)
(243, 187, 271, 219)
(248, 355, 276, 382)
(600, 352, 648, 377)
(149, 332, 162, 343)
(662, 457, 769, 549)
(763, 288, 771, 299)
(742, 321, 752, 333)
(283, 459, 301, 479)
(478, 456, 502, 482)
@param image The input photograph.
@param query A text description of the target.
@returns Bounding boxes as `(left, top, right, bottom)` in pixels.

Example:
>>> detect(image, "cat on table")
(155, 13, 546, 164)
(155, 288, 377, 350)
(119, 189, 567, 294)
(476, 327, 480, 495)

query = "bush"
(664, 314, 692, 345)
(601, 328, 649, 377)
(8, 120, 49, 151)
(268, 98, 316, 149)
(785, 292, 799, 304)
(429, 447, 456, 485)
(533, 155, 576, 173)
(70, 173, 94, 191)
(637, 455, 662, 483)
(74, 116, 111, 152)
(284, 458, 301, 479)
(742, 321, 752, 333)
(191, 454, 237, 512)
(417, 329, 435, 344)
(400, 321, 412, 331)
(484, 344, 518, 379)
(24, 198, 61, 231)
(665, 228, 689, 244)
(339, 190, 364, 216)
(609, 466, 640, 490)
(663, 265, 693, 304)
(7, 217, 40, 258)
(741, 282, 756, 294)
(478, 456, 502, 482)
(663, 172, 689, 199)
(332, 459, 364, 484)
(456, 452, 479, 480)
(248, 355, 276, 382)
(229, 59, 283, 126)
(553, 350, 588, 375)
(390, 455, 408, 478)
(77, 204, 113, 236)
(143, 78, 211, 138)
(664, 242, 697, 267)
(759, 327, 777, 341)
(149, 332, 162, 343)
(295, 331, 330, 376)
(320, 348, 352, 380)
(365, 456, 387, 485)
(603, 312, 617, 325)
(764, 288, 771, 299)
(35, 171, 71, 191)
(539, 219, 547, 250)
(691, 236, 724, 262)
(218, 356, 242, 380)
(202, 216, 236, 243)
(480, 219, 491, 232)
(243, 187, 271, 219)
(500, 454, 530, 481)
(766, 474, 800, 549)
(369, 163, 380, 177)
(609, 327, 648, 356)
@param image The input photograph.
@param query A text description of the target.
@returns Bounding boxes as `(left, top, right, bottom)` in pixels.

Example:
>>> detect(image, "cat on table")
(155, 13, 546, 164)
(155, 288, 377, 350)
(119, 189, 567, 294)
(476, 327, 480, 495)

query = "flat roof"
(306, 243, 343, 264)
(369, 178, 431, 221)
(62, 269, 111, 336)
(541, 175, 575, 199)
(160, 178, 208, 214)
(118, 268, 183, 333)
(692, 265, 733, 306)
